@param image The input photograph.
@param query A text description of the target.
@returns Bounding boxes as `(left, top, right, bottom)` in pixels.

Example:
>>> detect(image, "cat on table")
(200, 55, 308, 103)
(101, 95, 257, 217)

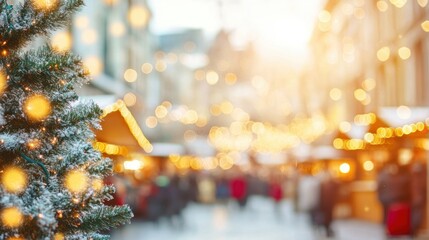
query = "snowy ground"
(111, 196, 398, 240)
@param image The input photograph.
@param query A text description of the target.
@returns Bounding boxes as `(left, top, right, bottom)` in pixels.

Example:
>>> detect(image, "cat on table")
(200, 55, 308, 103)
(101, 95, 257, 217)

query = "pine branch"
(0, 0, 85, 52)
(79, 205, 133, 232)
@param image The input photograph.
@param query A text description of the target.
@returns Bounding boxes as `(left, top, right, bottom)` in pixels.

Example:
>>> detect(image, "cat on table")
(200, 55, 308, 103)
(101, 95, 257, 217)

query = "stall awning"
(93, 100, 152, 155)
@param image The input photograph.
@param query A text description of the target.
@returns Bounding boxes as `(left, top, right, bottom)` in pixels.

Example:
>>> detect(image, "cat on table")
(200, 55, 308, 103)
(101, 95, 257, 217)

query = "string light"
(0, 70, 6, 95)
(54, 233, 65, 240)
(1, 207, 23, 228)
(32, 0, 58, 11)
(1, 167, 27, 194)
(23, 94, 52, 122)
(65, 170, 89, 194)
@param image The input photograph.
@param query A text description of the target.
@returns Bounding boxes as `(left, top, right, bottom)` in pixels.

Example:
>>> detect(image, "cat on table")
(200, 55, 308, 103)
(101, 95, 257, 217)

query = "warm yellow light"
(51, 31, 72, 52)
(333, 138, 344, 149)
(389, 0, 407, 8)
(377, 1, 389, 11)
(210, 105, 222, 116)
(194, 70, 205, 81)
(318, 10, 331, 23)
(339, 163, 351, 174)
(418, 0, 428, 7)
(32, 0, 58, 10)
(24, 94, 52, 122)
(1, 167, 27, 194)
(124, 69, 138, 83)
(363, 160, 374, 171)
(75, 16, 89, 29)
(354, 88, 367, 101)
(225, 73, 237, 85)
(421, 20, 429, 32)
(339, 121, 351, 133)
(155, 61, 167, 72)
(8, 237, 25, 240)
(103, 0, 119, 6)
(362, 95, 372, 105)
(128, 5, 149, 28)
(362, 78, 376, 91)
(329, 88, 342, 101)
(123, 159, 144, 170)
(206, 71, 219, 85)
(123, 92, 137, 107)
(0, 70, 7, 95)
(146, 116, 158, 128)
(81, 29, 97, 45)
(54, 233, 65, 240)
(377, 47, 390, 62)
(65, 170, 89, 194)
(396, 105, 411, 119)
(92, 179, 103, 192)
(364, 133, 375, 143)
(109, 21, 126, 37)
(220, 101, 234, 114)
(83, 56, 103, 77)
(141, 63, 153, 74)
(1, 207, 23, 228)
(155, 105, 168, 119)
(398, 47, 411, 60)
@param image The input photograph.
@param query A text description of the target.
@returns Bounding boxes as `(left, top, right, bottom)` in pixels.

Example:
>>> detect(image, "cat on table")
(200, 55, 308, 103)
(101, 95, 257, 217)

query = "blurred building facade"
(310, 0, 429, 122)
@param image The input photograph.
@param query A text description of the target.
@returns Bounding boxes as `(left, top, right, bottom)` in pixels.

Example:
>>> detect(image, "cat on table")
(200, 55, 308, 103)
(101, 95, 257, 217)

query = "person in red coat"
(230, 174, 248, 208)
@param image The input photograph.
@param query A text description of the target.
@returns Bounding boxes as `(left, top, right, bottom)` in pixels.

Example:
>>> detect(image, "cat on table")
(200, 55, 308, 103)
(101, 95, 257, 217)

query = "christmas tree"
(0, 0, 133, 239)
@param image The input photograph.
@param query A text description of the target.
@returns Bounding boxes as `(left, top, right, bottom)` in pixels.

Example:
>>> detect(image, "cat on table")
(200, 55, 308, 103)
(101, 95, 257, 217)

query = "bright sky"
(148, 0, 324, 63)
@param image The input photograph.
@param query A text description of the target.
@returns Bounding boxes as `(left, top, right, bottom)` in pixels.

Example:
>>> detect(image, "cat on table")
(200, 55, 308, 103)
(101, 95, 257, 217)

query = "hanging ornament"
(23, 94, 52, 122)
(32, 0, 58, 11)
(1, 207, 23, 228)
(0, 69, 6, 95)
(65, 170, 89, 194)
(1, 167, 27, 194)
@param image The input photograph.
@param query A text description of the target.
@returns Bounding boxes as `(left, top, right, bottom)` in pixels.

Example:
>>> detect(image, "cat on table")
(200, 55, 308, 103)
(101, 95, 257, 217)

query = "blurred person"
(268, 177, 284, 217)
(198, 174, 216, 203)
(230, 172, 248, 209)
(316, 170, 339, 238)
(215, 176, 230, 202)
(166, 175, 185, 229)
(410, 162, 427, 236)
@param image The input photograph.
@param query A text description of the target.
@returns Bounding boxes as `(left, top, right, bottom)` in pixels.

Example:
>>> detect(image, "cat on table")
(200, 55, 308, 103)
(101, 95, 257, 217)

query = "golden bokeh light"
(123, 92, 137, 107)
(421, 20, 429, 32)
(141, 63, 153, 74)
(109, 21, 126, 37)
(318, 10, 331, 23)
(377, 46, 390, 62)
(0, 70, 7, 95)
(206, 71, 219, 85)
(32, 0, 58, 11)
(65, 170, 89, 194)
(103, 0, 119, 6)
(398, 47, 411, 60)
(418, 0, 428, 7)
(51, 31, 72, 52)
(1, 207, 23, 228)
(54, 233, 65, 240)
(146, 116, 158, 128)
(339, 163, 351, 174)
(389, 0, 407, 8)
(329, 88, 342, 101)
(1, 167, 27, 194)
(155, 61, 167, 72)
(225, 73, 237, 85)
(8, 237, 24, 240)
(24, 94, 52, 122)
(354, 88, 367, 101)
(362, 78, 376, 91)
(155, 105, 168, 118)
(124, 69, 138, 82)
(396, 105, 411, 119)
(75, 16, 89, 29)
(377, 1, 389, 12)
(92, 179, 104, 192)
(363, 160, 374, 171)
(128, 5, 149, 28)
(83, 56, 103, 77)
(339, 121, 351, 133)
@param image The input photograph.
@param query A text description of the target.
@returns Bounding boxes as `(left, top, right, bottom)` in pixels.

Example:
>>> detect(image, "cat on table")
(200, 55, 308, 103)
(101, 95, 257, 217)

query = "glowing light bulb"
(1, 167, 27, 194)
(51, 31, 72, 52)
(32, 0, 58, 10)
(65, 170, 88, 194)
(339, 163, 351, 173)
(24, 94, 52, 122)
(0, 70, 7, 95)
(128, 5, 149, 28)
(1, 207, 23, 228)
